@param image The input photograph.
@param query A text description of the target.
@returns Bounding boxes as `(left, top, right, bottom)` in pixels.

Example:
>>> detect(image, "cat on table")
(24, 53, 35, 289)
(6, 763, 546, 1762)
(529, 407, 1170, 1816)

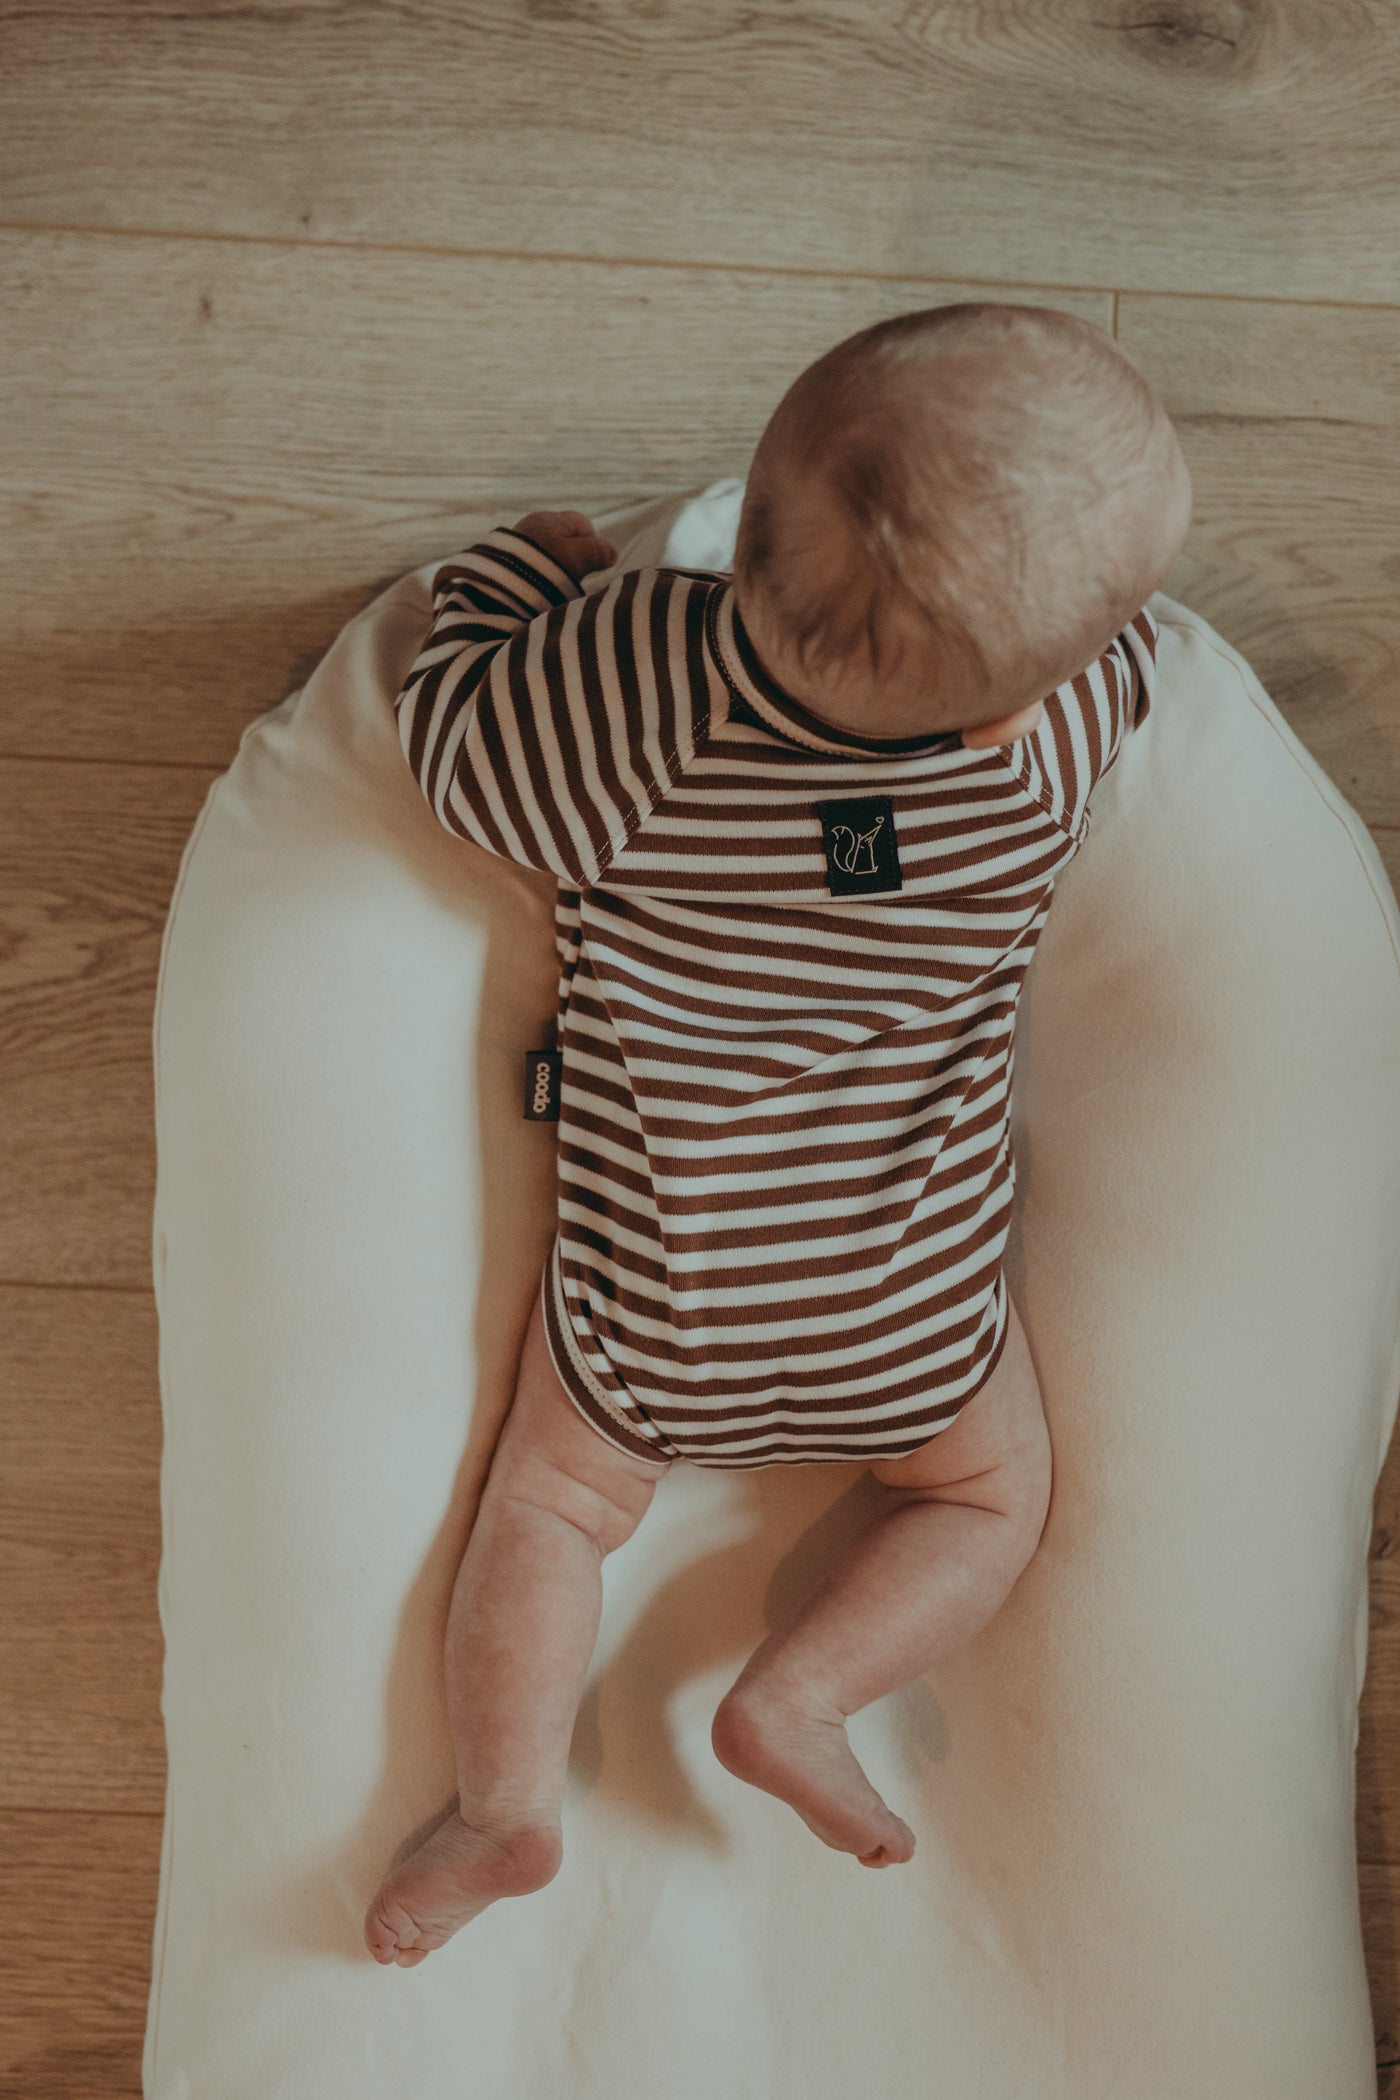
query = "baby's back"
(395, 529, 1157, 1467)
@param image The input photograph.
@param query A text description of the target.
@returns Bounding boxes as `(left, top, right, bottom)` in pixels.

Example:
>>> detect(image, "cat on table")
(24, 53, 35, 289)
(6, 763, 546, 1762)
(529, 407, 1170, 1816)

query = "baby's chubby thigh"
(486, 1284, 670, 1557)
(869, 1290, 1052, 1555)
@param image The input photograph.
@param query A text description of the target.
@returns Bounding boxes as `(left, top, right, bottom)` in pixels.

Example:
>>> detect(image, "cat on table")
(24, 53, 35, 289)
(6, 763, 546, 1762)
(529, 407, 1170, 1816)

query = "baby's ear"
(961, 698, 1045, 751)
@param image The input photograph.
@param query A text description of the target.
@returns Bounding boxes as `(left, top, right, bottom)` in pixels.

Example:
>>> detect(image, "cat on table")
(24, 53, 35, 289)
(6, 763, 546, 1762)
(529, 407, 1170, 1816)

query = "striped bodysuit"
(395, 527, 1158, 1470)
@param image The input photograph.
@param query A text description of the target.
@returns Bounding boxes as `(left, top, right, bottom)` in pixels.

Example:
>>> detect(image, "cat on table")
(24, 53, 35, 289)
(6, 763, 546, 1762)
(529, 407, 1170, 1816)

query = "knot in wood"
(1095, 1, 1257, 68)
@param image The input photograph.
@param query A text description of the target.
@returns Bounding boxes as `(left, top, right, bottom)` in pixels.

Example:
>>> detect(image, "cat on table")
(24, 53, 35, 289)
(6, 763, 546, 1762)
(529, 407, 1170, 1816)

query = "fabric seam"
(592, 586, 712, 878)
(479, 527, 579, 606)
(989, 738, 1084, 846)
(548, 1241, 668, 1457)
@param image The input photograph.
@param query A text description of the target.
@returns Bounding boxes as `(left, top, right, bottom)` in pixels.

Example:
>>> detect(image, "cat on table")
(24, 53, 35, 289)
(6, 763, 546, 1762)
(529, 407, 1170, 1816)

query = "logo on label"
(523, 1049, 562, 1122)
(812, 796, 903, 896)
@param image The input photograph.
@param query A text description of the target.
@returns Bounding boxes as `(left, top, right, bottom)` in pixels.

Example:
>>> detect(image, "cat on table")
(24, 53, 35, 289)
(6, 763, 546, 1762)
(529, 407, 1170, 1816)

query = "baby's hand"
(511, 510, 618, 581)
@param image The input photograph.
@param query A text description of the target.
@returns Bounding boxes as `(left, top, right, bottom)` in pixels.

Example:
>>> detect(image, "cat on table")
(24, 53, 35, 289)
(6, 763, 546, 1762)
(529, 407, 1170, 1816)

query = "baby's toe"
(365, 1893, 423, 1964)
(858, 1819, 916, 1868)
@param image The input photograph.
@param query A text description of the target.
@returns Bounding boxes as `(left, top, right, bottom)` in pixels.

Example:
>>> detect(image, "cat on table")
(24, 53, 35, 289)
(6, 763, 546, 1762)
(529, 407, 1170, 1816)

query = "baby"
(365, 301, 1193, 1966)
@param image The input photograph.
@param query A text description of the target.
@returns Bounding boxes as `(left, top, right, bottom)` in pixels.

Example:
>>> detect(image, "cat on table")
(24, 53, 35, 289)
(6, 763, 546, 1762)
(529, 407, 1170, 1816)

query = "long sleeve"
(393, 526, 709, 887)
(394, 526, 586, 878)
(996, 603, 1159, 844)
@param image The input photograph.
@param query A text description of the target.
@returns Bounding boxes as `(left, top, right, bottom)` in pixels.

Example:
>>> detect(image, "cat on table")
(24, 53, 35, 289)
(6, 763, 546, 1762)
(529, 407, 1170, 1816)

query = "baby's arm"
(996, 605, 1160, 845)
(393, 510, 616, 875)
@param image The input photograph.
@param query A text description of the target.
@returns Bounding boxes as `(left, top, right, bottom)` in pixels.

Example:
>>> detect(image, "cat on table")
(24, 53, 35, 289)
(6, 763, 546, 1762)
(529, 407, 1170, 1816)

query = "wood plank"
(1362, 1387, 1400, 2100)
(1119, 295, 1400, 829)
(0, 1287, 164, 1814)
(1, 3, 1397, 305)
(1363, 1858, 1400, 2094)
(0, 1808, 159, 2098)
(0, 758, 215, 1288)
(0, 229, 1110, 769)
(1362, 1418, 1400, 1874)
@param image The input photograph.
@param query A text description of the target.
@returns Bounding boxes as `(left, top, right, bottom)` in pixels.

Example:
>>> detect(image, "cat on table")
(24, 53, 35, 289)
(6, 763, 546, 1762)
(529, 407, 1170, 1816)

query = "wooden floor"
(3, 5, 1399, 2093)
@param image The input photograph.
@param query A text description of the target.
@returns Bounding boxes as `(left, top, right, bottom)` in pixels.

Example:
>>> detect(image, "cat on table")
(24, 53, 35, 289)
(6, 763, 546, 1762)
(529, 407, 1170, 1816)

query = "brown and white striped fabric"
(395, 526, 1158, 1469)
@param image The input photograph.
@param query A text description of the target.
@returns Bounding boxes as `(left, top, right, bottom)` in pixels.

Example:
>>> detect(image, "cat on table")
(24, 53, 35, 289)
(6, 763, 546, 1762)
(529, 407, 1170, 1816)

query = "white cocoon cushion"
(145, 480, 1400, 2099)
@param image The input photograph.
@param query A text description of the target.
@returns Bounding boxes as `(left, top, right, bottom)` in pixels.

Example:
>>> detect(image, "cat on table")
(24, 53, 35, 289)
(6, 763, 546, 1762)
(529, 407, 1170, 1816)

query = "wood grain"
(0, 758, 216, 1287)
(1119, 292, 1400, 828)
(1364, 1857, 1400, 2096)
(0, 1288, 164, 1814)
(1370, 831, 1399, 912)
(1, 2, 1398, 304)
(7, 237, 1398, 844)
(0, 230, 1109, 769)
(1364, 1434, 1400, 1858)
(0, 1807, 159, 2098)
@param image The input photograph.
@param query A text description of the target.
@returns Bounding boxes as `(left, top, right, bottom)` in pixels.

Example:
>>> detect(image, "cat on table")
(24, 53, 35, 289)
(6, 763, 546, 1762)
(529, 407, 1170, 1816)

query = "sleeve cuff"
(430, 525, 584, 617)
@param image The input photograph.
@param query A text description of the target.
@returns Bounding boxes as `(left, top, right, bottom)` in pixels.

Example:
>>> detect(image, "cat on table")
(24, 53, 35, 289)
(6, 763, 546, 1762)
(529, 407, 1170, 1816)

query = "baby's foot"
(711, 1679, 915, 1867)
(364, 1798, 563, 1966)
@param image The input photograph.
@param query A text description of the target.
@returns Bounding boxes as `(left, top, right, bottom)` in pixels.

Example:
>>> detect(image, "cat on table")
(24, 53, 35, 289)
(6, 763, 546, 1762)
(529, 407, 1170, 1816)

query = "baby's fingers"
(560, 528, 619, 575)
(559, 513, 619, 568)
(510, 510, 617, 576)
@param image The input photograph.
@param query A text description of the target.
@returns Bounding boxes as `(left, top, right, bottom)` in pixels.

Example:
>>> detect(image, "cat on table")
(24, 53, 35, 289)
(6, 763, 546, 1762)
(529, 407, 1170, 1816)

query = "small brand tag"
(812, 795, 903, 896)
(523, 1049, 562, 1122)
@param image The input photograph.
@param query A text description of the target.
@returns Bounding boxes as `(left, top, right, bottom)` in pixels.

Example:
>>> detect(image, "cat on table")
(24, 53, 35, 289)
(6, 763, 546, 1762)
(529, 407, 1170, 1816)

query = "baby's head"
(732, 303, 1193, 745)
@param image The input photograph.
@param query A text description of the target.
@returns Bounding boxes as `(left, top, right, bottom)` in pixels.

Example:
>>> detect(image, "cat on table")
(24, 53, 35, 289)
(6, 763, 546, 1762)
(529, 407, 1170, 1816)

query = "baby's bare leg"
(711, 1291, 1051, 1866)
(365, 1283, 669, 1966)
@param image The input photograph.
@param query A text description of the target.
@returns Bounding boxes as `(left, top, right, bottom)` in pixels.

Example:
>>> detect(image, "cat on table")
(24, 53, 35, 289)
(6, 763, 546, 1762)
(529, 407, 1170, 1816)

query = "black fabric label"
(812, 796, 903, 896)
(523, 1049, 562, 1122)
